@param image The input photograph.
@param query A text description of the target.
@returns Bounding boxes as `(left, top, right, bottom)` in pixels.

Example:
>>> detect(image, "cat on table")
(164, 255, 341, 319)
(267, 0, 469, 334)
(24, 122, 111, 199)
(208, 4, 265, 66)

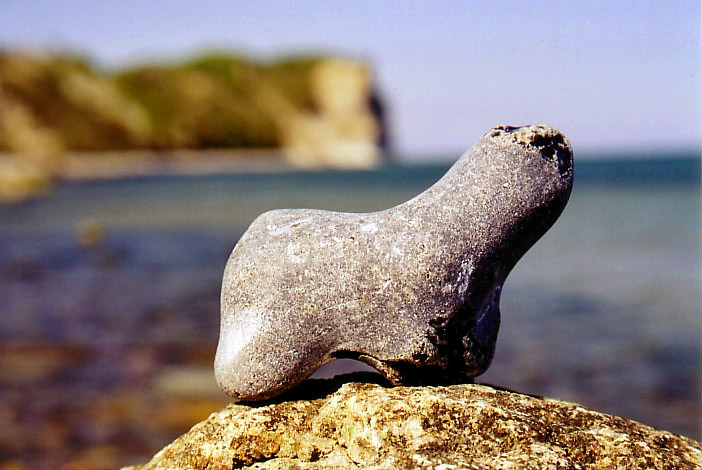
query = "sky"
(1, 1, 700, 160)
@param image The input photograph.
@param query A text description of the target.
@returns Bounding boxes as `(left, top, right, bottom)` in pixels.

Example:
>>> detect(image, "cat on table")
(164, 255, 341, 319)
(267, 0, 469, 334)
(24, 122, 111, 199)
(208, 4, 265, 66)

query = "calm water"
(0, 156, 700, 468)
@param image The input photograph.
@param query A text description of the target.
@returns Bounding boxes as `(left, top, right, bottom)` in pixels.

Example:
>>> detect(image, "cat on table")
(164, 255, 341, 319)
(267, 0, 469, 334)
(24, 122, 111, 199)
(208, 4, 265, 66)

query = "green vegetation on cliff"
(0, 50, 331, 154)
(0, 50, 385, 201)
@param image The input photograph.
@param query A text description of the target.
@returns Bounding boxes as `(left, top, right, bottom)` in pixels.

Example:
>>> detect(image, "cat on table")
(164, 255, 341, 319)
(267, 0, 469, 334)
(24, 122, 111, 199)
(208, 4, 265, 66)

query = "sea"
(0, 154, 700, 468)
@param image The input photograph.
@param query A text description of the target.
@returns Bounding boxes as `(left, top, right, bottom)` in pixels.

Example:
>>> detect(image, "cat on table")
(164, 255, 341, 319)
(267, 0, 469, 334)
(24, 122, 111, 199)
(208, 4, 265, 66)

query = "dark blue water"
(0, 156, 699, 467)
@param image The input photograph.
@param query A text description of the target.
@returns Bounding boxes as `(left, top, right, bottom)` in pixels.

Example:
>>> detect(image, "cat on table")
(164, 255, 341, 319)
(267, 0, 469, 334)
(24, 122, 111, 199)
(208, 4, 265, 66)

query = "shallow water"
(0, 157, 699, 468)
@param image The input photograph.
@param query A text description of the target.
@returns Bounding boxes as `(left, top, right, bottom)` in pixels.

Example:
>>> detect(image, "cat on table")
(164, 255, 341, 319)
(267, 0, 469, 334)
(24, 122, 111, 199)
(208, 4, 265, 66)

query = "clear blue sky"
(1, 1, 700, 160)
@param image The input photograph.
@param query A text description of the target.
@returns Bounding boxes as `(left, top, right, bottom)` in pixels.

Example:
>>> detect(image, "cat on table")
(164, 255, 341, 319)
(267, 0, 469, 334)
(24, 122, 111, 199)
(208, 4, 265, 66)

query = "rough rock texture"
(216, 125, 574, 400)
(125, 382, 702, 469)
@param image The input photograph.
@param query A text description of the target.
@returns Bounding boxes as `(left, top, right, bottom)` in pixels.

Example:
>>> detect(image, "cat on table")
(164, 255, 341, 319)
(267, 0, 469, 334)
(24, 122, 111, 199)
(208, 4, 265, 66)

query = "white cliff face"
(280, 59, 383, 169)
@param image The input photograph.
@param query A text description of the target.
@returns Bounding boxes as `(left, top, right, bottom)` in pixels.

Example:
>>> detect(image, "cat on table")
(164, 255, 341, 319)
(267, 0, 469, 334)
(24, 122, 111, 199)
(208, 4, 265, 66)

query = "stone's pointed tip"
(488, 124, 569, 148)
(488, 123, 562, 137)
(487, 124, 573, 176)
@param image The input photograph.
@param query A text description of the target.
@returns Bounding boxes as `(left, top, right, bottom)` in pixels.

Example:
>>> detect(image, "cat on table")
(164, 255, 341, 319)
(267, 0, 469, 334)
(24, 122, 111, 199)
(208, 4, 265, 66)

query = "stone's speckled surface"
(216, 125, 574, 401)
(124, 382, 702, 469)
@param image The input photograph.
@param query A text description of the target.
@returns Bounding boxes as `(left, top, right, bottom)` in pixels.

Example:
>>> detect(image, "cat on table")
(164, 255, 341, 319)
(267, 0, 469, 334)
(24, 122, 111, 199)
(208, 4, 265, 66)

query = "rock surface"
(216, 125, 573, 400)
(124, 381, 702, 469)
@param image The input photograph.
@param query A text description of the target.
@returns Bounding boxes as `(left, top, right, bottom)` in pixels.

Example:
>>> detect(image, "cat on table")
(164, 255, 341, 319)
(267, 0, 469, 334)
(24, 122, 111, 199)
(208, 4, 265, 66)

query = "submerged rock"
(216, 125, 574, 400)
(124, 382, 702, 469)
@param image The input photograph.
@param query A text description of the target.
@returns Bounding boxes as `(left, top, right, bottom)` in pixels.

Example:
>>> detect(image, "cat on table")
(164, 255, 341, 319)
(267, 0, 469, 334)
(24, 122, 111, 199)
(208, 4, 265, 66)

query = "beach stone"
(216, 125, 574, 401)
(123, 382, 702, 469)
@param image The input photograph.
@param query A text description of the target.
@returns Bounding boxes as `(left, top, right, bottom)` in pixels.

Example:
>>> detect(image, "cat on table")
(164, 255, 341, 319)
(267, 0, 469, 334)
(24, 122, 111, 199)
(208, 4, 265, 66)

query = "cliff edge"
(124, 382, 701, 469)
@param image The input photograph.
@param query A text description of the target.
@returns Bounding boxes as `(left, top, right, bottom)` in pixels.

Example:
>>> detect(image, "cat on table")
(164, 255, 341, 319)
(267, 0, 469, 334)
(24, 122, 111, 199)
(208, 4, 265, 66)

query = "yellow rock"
(124, 382, 702, 469)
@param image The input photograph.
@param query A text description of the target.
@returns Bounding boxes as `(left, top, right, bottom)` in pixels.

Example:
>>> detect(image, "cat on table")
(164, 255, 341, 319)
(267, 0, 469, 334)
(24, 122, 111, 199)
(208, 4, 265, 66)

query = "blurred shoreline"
(0, 148, 386, 203)
(2, 149, 699, 204)
(9, 149, 291, 180)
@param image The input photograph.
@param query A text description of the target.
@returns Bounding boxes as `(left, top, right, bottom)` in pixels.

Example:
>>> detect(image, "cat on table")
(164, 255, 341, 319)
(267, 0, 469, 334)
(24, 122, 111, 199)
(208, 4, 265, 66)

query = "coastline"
(1, 149, 698, 204)
(0, 149, 292, 181)
(0, 148, 377, 203)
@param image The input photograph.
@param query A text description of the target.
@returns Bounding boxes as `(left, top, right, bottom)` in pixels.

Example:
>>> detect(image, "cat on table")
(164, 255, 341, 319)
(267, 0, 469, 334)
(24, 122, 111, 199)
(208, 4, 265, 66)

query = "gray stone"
(215, 125, 574, 401)
(123, 382, 702, 469)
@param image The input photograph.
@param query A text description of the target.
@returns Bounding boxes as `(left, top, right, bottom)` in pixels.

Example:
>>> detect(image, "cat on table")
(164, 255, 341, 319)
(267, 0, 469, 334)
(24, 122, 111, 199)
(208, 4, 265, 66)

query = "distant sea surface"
(0, 155, 700, 468)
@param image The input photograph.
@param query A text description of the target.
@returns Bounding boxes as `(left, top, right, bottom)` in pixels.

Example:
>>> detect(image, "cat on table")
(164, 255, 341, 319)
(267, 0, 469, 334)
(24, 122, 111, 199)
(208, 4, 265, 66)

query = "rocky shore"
(124, 381, 701, 469)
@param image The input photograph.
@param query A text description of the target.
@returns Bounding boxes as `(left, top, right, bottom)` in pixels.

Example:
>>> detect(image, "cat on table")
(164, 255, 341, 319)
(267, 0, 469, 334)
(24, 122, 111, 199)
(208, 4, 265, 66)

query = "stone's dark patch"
(493, 124, 524, 133)
(215, 125, 574, 401)
(535, 136, 572, 176)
